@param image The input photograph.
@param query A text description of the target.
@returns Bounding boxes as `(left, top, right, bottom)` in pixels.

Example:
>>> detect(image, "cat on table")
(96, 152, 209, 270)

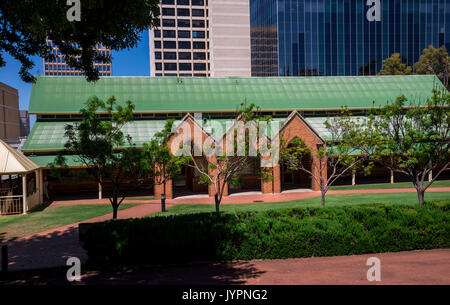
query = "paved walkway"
(5, 203, 167, 271)
(1, 249, 449, 284)
(49, 187, 450, 206)
(4, 186, 450, 271)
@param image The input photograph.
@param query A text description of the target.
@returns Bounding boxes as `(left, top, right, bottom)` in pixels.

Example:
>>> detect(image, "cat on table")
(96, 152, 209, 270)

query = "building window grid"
(155, 2, 209, 76)
(43, 39, 112, 76)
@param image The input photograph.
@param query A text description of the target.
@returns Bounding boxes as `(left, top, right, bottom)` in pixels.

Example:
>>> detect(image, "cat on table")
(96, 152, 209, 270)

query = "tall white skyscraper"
(149, 0, 252, 77)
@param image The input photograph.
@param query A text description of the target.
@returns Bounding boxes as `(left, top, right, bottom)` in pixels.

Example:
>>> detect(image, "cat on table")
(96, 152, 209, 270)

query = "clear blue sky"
(0, 30, 150, 127)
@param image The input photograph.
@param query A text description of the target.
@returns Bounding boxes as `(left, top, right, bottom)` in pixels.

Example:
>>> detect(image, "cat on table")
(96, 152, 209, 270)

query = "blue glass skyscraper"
(250, 0, 450, 76)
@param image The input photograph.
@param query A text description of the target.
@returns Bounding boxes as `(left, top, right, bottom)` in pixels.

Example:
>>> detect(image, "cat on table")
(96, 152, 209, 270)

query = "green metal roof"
(22, 116, 341, 153)
(29, 75, 443, 114)
(22, 120, 168, 152)
(27, 155, 84, 167)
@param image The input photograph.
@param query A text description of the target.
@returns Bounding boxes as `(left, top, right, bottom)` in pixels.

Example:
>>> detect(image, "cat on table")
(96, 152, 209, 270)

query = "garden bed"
(81, 200, 450, 265)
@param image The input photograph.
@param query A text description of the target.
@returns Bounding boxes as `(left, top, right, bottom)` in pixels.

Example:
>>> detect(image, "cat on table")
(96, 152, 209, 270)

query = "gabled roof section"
(0, 139, 40, 174)
(172, 113, 216, 142)
(278, 111, 326, 143)
(29, 75, 444, 114)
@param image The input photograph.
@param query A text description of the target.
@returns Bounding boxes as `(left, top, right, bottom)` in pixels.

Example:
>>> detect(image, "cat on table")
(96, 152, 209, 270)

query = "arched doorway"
(281, 140, 312, 191)
(228, 157, 262, 195)
(173, 157, 209, 198)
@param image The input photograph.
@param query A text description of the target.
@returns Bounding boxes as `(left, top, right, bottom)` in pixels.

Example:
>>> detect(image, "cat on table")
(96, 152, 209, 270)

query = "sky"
(0, 30, 150, 127)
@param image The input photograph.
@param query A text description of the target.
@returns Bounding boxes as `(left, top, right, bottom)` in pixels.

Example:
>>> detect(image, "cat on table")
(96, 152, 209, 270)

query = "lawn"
(329, 179, 450, 190)
(150, 192, 450, 216)
(0, 204, 139, 241)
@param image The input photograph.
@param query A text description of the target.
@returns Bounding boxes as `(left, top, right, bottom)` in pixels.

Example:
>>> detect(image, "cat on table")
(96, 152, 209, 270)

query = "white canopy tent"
(0, 139, 43, 215)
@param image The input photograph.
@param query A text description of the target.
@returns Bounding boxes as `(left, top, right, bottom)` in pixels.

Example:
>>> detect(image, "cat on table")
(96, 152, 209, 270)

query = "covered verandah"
(0, 139, 43, 215)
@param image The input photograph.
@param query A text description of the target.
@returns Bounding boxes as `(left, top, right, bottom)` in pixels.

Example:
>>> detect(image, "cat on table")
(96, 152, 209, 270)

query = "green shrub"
(81, 201, 450, 265)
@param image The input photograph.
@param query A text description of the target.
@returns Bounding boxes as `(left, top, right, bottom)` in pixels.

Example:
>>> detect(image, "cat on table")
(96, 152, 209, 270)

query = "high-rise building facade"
(149, 0, 449, 78)
(43, 39, 112, 76)
(149, 0, 252, 77)
(251, 0, 449, 76)
(150, 0, 211, 77)
(209, 0, 252, 77)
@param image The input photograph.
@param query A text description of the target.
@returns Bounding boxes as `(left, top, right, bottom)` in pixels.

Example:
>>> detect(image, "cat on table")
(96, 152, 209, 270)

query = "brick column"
(311, 156, 327, 191)
(273, 164, 281, 193)
(207, 157, 217, 198)
(154, 179, 173, 199)
(261, 162, 281, 194)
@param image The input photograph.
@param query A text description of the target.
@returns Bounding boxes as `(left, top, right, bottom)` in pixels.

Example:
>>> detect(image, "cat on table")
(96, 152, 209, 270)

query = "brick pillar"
(208, 183, 215, 197)
(207, 157, 217, 198)
(154, 179, 173, 199)
(221, 181, 229, 197)
(261, 163, 281, 194)
(311, 156, 327, 191)
(208, 180, 229, 197)
(273, 164, 281, 193)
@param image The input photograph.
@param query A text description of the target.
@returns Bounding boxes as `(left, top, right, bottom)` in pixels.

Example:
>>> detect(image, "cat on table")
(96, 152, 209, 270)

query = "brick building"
(0, 82, 20, 142)
(22, 75, 446, 199)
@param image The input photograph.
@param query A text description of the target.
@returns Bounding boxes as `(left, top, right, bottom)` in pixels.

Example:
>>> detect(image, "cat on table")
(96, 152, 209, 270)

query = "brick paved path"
(5, 203, 167, 271)
(4, 186, 450, 271)
(1, 249, 449, 284)
(50, 187, 450, 206)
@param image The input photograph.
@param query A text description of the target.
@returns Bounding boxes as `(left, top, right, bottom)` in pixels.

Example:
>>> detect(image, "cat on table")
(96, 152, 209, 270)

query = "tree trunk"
(112, 184, 119, 219)
(214, 193, 220, 213)
(417, 188, 425, 205)
(112, 204, 118, 219)
(321, 191, 326, 207)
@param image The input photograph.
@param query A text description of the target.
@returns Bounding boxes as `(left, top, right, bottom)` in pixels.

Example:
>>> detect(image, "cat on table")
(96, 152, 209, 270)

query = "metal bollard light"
(161, 193, 166, 212)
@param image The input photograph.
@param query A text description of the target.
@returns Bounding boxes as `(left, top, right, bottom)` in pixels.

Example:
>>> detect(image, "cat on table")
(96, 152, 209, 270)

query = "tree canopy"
(0, 0, 160, 82)
(182, 102, 273, 213)
(377, 53, 413, 75)
(414, 45, 450, 89)
(55, 96, 151, 219)
(280, 109, 373, 206)
(363, 89, 450, 204)
(143, 120, 187, 212)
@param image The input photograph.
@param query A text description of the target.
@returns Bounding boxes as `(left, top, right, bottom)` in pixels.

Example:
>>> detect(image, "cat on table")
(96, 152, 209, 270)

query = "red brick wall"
(161, 113, 327, 197)
(279, 115, 327, 191)
(154, 179, 173, 199)
(164, 116, 214, 198)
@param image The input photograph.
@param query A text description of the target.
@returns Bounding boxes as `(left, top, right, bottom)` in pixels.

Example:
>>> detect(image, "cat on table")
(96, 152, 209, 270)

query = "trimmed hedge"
(81, 201, 450, 265)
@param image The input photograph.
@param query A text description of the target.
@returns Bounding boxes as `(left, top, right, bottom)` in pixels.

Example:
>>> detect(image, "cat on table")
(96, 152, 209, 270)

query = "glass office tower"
(250, 0, 449, 76)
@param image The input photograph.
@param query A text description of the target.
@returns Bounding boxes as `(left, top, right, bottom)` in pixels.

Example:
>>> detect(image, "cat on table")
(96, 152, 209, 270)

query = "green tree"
(280, 109, 373, 206)
(182, 102, 272, 213)
(377, 53, 413, 75)
(55, 96, 152, 219)
(0, 0, 159, 82)
(143, 120, 187, 212)
(414, 45, 450, 88)
(364, 89, 450, 205)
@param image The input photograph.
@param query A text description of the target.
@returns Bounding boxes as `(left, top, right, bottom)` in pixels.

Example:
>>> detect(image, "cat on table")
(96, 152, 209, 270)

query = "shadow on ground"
(0, 226, 264, 284)
(0, 260, 265, 285)
(1, 226, 87, 272)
